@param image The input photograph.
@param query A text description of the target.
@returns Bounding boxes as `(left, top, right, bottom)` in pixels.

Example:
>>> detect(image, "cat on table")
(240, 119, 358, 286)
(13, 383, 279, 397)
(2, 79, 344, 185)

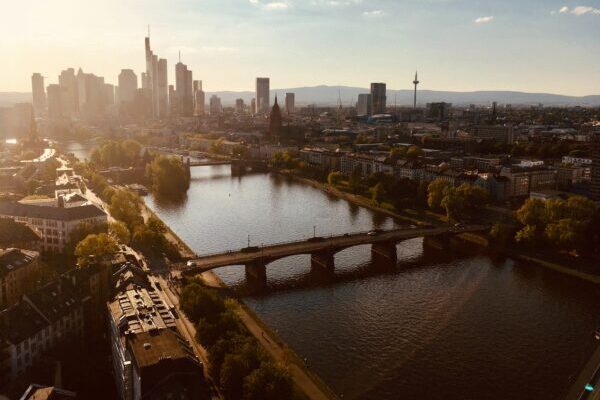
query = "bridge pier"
(424, 233, 452, 251)
(371, 241, 397, 265)
(245, 261, 267, 287)
(311, 250, 336, 272)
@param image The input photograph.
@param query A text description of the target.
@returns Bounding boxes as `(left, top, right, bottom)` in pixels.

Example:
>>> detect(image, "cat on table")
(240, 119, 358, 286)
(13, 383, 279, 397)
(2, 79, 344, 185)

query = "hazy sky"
(1, 0, 600, 95)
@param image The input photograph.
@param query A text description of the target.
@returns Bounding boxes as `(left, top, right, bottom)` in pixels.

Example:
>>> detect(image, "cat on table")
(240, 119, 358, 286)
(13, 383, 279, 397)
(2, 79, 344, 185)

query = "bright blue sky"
(2, 0, 599, 95)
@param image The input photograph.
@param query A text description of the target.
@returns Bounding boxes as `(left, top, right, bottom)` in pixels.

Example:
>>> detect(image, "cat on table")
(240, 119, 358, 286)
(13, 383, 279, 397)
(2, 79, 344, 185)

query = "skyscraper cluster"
(30, 33, 209, 121)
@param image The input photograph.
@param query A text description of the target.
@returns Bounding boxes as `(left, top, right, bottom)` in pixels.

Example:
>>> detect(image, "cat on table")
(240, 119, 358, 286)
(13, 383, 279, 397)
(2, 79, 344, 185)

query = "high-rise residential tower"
(285, 93, 295, 114)
(256, 77, 270, 114)
(370, 83, 386, 115)
(31, 73, 46, 114)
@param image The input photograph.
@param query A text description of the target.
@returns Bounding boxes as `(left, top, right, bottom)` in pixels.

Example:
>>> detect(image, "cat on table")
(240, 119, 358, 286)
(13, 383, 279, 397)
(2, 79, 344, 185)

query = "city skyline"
(3, 0, 600, 96)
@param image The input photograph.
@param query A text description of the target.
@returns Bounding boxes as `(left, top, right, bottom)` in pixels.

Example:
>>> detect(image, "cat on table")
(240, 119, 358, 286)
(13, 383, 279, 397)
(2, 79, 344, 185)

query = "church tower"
(268, 95, 283, 142)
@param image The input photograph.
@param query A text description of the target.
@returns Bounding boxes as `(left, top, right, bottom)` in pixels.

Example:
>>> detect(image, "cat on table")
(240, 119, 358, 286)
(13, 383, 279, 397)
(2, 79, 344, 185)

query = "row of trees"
(427, 179, 490, 221)
(89, 139, 142, 168)
(180, 282, 293, 400)
(513, 196, 599, 253)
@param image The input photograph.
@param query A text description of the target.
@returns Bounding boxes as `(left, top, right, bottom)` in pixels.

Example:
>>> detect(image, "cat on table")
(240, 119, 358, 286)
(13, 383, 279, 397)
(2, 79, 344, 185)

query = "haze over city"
(1, 1, 600, 400)
(2, 0, 600, 95)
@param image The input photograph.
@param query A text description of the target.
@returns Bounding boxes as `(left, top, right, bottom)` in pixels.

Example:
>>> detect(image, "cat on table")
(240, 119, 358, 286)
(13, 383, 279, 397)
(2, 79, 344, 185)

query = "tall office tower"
(145, 35, 168, 118)
(175, 59, 194, 116)
(412, 71, 419, 109)
(235, 99, 245, 113)
(250, 98, 256, 115)
(76, 69, 108, 120)
(104, 84, 115, 106)
(58, 68, 79, 116)
(168, 85, 177, 115)
(193, 80, 205, 116)
(591, 146, 600, 200)
(370, 83, 386, 114)
(31, 73, 46, 114)
(209, 95, 222, 115)
(157, 58, 168, 118)
(285, 93, 295, 114)
(117, 69, 138, 104)
(255, 77, 270, 114)
(357, 93, 372, 116)
(46, 84, 65, 120)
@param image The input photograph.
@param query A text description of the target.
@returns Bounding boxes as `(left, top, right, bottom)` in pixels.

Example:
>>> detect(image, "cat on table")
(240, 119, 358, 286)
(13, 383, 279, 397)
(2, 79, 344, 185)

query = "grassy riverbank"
(277, 170, 600, 285)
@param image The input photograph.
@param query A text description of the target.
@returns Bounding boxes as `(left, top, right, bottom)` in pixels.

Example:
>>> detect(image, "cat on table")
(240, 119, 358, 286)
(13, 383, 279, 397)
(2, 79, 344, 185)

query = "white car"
(186, 260, 197, 267)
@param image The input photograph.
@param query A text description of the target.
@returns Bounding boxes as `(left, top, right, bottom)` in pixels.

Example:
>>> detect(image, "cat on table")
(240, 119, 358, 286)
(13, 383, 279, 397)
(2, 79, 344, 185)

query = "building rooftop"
(19, 384, 77, 400)
(110, 285, 176, 336)
(0, 219, 40, 246)
(0, 202, 106, 221)
(0, 248, 37, 277)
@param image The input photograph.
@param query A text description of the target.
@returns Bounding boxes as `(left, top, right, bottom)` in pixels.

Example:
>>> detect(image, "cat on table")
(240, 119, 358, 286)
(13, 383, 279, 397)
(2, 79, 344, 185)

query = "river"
(145, 165, 600, 400)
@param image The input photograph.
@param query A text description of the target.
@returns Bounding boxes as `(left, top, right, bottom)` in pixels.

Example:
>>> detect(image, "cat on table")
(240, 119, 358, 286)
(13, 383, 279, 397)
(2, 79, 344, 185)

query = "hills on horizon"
(2, 86, 599, 108)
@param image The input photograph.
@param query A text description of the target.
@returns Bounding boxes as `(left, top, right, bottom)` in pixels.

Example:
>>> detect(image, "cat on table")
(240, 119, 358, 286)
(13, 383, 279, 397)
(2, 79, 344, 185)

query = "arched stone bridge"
(177, 225, 488, 285)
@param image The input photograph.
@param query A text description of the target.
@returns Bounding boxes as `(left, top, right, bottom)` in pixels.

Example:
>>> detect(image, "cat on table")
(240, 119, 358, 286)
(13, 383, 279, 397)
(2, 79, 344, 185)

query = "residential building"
(500, 165, 556, 197)
(108, 274, 203, 400)
(473, 124, 514, 144)
(0, 249, 42, 309)
(0, 277, 85, 386)
(300, 148, 342, 171)
(0, 219, 41, 250)
(0, 202, 107, 252)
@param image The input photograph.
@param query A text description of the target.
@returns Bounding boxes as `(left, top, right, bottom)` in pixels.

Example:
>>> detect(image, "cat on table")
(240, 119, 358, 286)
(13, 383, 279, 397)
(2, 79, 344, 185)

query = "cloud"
(248, 0, 289, 10)
(552, 5, 600, 15)
(474, 16, 494, 24)
(363, 10, 385, 17)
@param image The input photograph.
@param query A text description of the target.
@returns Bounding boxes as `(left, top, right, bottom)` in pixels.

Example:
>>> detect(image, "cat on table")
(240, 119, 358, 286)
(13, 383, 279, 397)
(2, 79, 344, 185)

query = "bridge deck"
(180, 225, 487, 274)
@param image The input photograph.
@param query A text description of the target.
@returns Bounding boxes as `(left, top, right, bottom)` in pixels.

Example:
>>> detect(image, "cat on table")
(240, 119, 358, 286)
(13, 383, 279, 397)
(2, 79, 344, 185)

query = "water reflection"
(146, 165, 600, 400)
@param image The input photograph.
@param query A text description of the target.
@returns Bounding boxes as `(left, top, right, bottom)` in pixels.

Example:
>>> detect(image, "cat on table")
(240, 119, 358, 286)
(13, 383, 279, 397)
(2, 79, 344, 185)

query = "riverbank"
(140, 198, 339, 400)
(277, 170, 600, 285)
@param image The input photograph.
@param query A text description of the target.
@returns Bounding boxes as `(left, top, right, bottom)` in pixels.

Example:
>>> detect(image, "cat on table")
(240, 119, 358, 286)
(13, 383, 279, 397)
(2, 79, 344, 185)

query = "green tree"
(544, 219, 580, 250)
(243, 362, 293, 400)
(220, 354, 251, 400)
(490, 223, 516, 250)
(146, 155, 191, 197)
(406, 146, 423, 161)
(109, 190, 143, 230)
(120, 139, 141, 165)
(75, 233, 119, 266)
(440, 189, 465, 221)
(515, 224, 540, 246)
(370, 182, 386, 205)
(427, 178, 453, 210)
(348, 167, 362, 193)
(109, 221, 131, 244)
(515, 199, 546, 227)
(179, 283, 226, 324)
(327, 171, 343, 186)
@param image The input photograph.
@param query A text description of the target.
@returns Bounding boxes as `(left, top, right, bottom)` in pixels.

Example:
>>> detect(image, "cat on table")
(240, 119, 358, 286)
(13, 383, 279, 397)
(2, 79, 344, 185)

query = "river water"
(145, 165, 600, 400)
